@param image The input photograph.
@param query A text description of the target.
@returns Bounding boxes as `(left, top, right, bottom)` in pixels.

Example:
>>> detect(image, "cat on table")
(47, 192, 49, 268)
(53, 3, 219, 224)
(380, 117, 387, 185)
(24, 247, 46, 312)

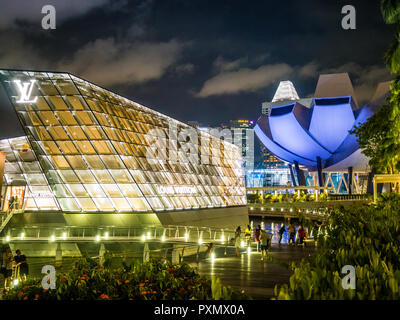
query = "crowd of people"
(233, 223, 308, 260)
(0, 247, 29, 292)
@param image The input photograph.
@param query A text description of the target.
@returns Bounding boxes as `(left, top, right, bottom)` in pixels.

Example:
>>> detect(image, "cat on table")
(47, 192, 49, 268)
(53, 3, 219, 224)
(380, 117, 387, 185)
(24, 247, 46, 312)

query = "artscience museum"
(256, 73, 391, 194)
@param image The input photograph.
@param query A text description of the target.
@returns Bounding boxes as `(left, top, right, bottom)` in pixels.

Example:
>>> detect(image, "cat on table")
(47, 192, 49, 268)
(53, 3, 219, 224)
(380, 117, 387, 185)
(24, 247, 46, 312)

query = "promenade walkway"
(189, 244, 315, 299)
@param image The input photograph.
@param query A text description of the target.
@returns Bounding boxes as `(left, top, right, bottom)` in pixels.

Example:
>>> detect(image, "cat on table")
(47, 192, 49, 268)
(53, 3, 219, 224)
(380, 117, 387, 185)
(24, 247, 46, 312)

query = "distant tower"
(272, 81, 300, 102)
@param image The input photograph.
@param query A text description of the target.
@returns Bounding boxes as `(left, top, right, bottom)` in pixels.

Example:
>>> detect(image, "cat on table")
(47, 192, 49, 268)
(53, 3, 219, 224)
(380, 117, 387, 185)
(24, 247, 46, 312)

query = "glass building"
(0, 70, 246, 215)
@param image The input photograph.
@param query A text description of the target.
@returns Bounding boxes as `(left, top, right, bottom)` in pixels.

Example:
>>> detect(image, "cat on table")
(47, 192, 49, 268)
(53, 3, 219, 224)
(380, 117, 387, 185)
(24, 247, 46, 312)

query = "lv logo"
(13, 79, 38, 104)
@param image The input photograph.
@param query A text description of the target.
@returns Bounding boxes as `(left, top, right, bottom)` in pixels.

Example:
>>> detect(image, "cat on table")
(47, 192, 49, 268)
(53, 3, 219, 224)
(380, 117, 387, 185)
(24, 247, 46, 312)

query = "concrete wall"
(4, 206, 248, 231)
(155, 206, 249, 230)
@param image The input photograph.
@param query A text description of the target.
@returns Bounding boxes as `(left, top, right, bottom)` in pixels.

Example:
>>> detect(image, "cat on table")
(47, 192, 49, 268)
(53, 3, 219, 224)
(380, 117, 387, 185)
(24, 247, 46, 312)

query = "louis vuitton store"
(0, 69, 248, 231)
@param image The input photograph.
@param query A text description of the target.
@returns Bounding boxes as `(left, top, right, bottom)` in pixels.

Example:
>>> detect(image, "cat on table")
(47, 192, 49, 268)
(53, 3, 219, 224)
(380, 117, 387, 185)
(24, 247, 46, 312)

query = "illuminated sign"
(156, 185, 197, 195)
(13, 79, 38, 104)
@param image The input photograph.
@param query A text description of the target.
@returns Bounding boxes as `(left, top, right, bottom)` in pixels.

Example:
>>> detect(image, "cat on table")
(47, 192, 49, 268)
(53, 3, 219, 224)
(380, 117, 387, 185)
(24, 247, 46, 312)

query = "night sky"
(0, 0, 394, 126)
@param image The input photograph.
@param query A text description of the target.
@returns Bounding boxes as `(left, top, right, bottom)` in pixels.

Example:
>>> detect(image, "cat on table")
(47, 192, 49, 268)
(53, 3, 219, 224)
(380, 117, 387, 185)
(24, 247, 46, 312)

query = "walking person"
(260, 229, 270, 261)
(278, 224, 286, 246)
(288, 224, 296, 245)
(234, 226, 241, 257)
(244, 225, 251, 247)
(297, 226, 306, 246)
(8, 195, 15, 213)
(14, 249, 29, 282)
(2, 247, 14, 292)
(254, 225, 261, 252)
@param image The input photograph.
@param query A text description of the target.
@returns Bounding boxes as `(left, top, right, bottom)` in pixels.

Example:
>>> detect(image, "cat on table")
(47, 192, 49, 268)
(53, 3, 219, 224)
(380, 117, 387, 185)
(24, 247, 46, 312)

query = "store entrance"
(2, 185, 26, 211)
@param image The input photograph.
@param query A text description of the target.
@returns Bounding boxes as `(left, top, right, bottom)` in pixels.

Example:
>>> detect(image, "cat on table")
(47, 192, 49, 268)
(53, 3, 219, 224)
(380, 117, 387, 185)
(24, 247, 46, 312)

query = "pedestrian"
(298, 226, 306, 246)
(14, 249, 29, 281)
(254, 225, 261, 252)
(289, 224, 296, 245)
(278, 224, 286, 246)
(2, 247, 14, 291)
(244, 225, 251, 246)
(260, 229, 270, 261)
(234, 226, 241, 257)
(8, 196, 15, 212)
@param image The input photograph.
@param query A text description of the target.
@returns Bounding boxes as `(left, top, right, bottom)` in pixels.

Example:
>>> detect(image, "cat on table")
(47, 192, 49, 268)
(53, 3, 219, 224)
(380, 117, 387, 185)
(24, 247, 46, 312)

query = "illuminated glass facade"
(0, 70, 246, 213)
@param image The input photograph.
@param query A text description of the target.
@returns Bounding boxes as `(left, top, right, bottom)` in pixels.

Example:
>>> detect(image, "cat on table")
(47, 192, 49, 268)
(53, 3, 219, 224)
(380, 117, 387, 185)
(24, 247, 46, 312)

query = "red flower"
(43, 289, 48, 293)
(17, 291, 23, 298)
(179, 288, 185, 293)
(34, 294, 39, 300)
(23, 296, 28, 300)
(100, 294, 109, 300)
(125, 280, 130, 284)
(141, 291, 147, 295)
(139, 283, 145, 287)
(145, 280, 149, 282)
(23, 286, 30, 290)
(187, 285, 192, 290)
(77, 283, 82, 287)
(152, 291, 157, 294)
(61, 277, 67, 283)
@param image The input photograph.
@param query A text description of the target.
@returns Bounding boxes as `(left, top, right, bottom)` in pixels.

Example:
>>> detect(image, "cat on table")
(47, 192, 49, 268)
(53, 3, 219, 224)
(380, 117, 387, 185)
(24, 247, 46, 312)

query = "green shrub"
(274, 194, 400, 300)
(4, 257, 249, 300)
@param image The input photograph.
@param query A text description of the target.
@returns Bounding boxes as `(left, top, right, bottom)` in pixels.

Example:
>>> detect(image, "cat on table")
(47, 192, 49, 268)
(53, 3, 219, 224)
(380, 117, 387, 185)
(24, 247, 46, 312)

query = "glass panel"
(102, 184, 123, 197)
(68, 184, 89, 197)
(58, 198, 81, 211)
(75, 111, 95, 125)
(56, 111, 78, 125)
(92, 170, 114, 183)
(111, 198, 131, 211)
(35, 198, 58, 210)
(66, 96, 85, 110)
(59, 170, 80, 183)
(52, 184, 72, 197)
(75, 170, 96, 183)
(82, 126, 105, 140)
(127, 197, 151, 211)
(93, 198, 114, 211)
(83, 155, 105, 169)
(76, 198, 98, 211)
(84, 184, 106, 197)
(109, 170, 132, 183)
(101, 155, 123, 168)
(57, 141, 79, 154)
(92, 141, 113, 154)
(66, 126, 87, 140)
(118, 184, 141, 197)
(25, 174, 48, 185)
(49, 96, 68, 110)
(37, 111, 60, 125)
(66, 155, 87, 169)
(48, 126, 69, 140)
(75, 141, 96, 154)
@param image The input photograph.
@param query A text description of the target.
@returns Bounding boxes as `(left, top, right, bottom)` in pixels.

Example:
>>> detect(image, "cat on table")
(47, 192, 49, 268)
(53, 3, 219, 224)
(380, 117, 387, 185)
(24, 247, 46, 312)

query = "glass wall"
(0, 70, 246, 213)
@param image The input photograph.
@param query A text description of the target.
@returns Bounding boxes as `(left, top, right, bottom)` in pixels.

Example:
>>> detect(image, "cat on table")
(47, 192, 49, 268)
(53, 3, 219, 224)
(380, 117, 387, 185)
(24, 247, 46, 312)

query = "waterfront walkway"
(189, 244, 315, 299)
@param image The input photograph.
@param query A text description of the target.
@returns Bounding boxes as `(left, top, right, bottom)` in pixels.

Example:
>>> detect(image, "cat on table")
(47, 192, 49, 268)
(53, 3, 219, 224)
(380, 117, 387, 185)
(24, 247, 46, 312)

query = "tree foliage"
(382, 0, 400, 73)
(351, 77, 400, 174)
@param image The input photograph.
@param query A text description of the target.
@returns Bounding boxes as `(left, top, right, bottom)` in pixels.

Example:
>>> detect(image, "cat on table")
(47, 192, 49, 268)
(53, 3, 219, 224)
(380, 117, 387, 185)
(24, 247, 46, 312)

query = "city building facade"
(0, 69, 248, 229)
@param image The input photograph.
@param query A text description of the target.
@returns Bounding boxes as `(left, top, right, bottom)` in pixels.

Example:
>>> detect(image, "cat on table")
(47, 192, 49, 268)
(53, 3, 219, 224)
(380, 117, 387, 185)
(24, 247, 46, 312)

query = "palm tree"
(381, 0, 400, 73)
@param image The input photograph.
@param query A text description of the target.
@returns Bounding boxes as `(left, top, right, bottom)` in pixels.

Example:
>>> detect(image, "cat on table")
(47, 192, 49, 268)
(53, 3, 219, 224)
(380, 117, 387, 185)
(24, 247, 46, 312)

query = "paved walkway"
(189, 244, 315, 299)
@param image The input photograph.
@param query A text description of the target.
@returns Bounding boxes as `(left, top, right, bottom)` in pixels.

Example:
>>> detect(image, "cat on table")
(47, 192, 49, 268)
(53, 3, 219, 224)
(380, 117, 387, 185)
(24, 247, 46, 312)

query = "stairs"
(0, 210, 14, 234)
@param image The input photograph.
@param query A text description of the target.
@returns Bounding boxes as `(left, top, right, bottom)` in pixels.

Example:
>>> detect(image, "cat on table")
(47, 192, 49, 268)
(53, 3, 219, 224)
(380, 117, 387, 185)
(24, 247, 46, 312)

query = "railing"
(0, 224, 236, 245)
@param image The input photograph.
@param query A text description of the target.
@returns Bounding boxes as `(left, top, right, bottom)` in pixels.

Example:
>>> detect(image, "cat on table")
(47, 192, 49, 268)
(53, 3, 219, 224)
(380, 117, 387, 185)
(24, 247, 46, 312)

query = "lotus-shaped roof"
(255, 73, 391, 172)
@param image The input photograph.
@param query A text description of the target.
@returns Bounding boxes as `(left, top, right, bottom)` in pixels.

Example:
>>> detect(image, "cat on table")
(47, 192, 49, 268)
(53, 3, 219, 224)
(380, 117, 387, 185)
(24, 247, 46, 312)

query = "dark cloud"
(0, 0, 394, 125)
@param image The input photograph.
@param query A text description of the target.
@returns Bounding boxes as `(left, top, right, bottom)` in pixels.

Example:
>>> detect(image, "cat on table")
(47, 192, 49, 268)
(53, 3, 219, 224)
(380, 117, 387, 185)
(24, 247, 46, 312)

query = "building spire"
(272, 81, 299, 102)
